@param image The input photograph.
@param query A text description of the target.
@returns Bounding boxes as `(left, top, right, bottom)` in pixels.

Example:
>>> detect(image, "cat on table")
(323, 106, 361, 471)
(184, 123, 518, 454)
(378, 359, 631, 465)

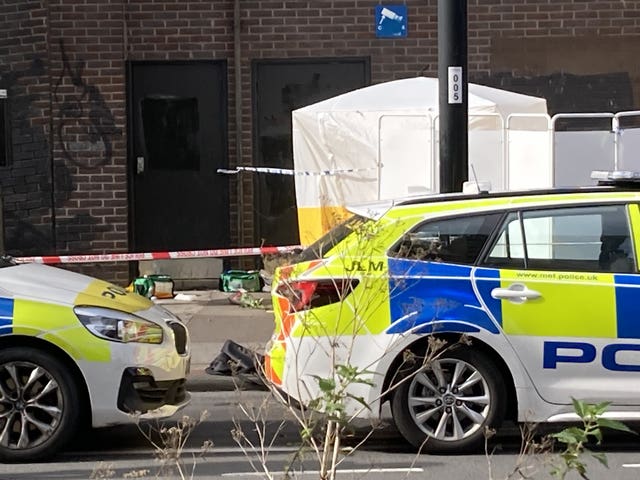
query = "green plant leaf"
(591, 451, 609, 468)
(300, 427, 313, 441)
(597, 418, 635, 434)
(552, 427, 584, 445)
(571, 397, 586, 419)
(334, 364, 376, 387)
(549, 465, 565, 479)
(590, 427, 603, 444)
(325, 400, 345, 416)
(593, 401, 612, 415)
(313, 376, 336, 393)
(335, 364, 355, 378)
(350, 377, 375, 387)
(346, 393, 372, 411)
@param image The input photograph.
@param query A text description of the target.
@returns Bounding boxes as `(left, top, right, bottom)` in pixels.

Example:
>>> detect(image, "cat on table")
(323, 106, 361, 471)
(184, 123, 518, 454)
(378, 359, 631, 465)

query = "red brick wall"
(3, 0, 640, 283)
(0, 1, 53, 258)
(46, 0, 129, 283)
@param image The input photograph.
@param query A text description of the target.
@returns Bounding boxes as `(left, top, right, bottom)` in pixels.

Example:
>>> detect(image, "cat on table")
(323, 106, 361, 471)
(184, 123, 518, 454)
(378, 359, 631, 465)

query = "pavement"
(154, 289, 275, 392)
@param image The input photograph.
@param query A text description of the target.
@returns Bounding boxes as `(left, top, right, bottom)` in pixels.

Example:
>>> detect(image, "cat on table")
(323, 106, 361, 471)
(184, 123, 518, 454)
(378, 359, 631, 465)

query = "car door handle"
(491, 283, 541, 302)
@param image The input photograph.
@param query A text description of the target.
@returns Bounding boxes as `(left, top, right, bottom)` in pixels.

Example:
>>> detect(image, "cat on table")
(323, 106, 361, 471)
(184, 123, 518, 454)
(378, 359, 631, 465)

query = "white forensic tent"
(292, 76, 550, 244)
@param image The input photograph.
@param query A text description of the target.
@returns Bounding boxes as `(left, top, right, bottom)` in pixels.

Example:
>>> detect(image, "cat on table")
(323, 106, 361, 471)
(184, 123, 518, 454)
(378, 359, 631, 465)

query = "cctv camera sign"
(375, 5, 407, 38)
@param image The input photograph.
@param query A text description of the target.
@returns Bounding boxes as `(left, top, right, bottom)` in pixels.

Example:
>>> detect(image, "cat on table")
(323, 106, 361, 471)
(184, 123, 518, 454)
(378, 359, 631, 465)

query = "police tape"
(217, 166, 378, 176)
(14, 245, 303, 265)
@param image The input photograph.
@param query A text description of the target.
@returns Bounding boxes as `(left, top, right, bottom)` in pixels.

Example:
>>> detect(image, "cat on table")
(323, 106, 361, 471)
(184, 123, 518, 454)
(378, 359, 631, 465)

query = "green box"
(220, 270, 261, 292)
(133, 274, 174, 299)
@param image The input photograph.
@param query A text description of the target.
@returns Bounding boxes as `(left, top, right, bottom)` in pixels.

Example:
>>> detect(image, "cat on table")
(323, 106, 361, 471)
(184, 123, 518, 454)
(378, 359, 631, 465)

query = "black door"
(253, 58, 370, 246)
(129, 61, 228, 252)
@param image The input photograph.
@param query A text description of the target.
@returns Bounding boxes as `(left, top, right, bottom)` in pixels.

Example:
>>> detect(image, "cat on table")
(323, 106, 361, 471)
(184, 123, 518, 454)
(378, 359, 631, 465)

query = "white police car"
(0, 258, 190, 461)
(265, 171, 640, 453)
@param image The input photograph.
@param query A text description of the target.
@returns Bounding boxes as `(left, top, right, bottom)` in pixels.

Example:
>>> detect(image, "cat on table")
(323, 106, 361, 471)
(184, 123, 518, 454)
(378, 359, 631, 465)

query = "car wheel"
(0, 347, 81, 462)
(391, 347, 506, 453)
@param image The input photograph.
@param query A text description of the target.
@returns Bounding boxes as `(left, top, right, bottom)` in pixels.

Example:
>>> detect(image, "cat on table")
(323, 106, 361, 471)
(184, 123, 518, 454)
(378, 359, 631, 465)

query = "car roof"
(396, 185, 631, 205)
(347, 185, 640, 220)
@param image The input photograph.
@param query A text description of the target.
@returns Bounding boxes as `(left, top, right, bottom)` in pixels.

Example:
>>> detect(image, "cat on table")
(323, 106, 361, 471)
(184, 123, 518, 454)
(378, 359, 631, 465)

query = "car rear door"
(386, 212, 504, 335)
(474, 202, 640, 405)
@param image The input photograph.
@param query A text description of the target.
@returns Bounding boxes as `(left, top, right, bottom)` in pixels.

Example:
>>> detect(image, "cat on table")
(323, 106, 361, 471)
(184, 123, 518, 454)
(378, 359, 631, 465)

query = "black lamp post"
(438, 0, 468, 193)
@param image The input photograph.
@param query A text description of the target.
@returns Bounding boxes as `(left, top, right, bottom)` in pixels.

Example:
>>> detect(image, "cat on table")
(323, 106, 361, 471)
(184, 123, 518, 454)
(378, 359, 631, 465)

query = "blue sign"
(375, 4, 407, 38)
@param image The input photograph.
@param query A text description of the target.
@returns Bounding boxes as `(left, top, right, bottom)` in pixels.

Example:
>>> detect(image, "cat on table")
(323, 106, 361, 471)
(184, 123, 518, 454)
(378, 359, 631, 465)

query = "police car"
(265, 171, 640, 453)
(0, 258, 190, 461)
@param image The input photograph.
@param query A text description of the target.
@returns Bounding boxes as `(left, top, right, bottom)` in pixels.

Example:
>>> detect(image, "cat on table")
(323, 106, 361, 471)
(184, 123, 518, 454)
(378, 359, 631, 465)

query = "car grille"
(134, 379, 187, 405)
(118, 369, 187, 413)
(168, 320, 188, 354)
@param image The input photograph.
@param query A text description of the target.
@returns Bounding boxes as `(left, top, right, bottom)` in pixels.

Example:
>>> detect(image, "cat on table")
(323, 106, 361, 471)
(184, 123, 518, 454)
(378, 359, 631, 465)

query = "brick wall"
(0, 1, 53, 257)
(3, 0, 640, 284)
(46, 0, 129, 283)
(470, 2, 640, 114)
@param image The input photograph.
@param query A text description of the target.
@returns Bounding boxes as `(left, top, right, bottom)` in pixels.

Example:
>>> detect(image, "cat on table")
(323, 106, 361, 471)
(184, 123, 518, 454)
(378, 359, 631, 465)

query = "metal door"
(129, 61, 228, 252)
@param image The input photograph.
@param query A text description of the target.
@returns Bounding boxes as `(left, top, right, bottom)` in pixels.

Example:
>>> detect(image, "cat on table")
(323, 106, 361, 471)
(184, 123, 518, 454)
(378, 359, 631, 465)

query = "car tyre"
(391, 347, 506, 453)
(0, 347, 81, 462)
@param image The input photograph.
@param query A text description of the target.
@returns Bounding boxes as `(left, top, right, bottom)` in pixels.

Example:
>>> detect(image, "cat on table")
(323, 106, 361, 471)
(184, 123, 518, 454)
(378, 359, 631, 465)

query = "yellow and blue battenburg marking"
(386, 261, 640, 341)
(614, 274, 640, 339)
(0, 297, 14, 334)
(386, 260, 500, 334)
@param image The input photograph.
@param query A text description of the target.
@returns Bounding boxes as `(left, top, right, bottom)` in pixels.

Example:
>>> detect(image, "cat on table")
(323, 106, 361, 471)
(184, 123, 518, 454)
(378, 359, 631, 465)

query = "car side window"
(482, 212, 525, 269)
(482, 204, 635, 273)
(390, 213, 503, 264)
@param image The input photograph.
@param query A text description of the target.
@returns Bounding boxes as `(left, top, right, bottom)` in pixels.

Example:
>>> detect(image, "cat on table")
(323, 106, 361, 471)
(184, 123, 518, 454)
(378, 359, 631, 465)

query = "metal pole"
(438, 0, 468, 193)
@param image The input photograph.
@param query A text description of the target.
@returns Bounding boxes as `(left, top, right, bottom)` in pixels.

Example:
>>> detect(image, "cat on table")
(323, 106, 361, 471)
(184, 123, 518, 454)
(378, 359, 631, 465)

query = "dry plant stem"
(320, 420, 333, 479)
(405, 442, 426, 480)
(234, 399, 278, 480)
(342, 335, 454, 425)
(132, 412, 210, 480)
(485, 420, 551, 480)
(510, 424, 540, 480)
(330, 424, 341, 480)
(233, 432, 270, 480)
(485, 429, 496, 480)
(255, 380, 333, 477)
(326, 339, 340, 477)
(333, 427, 377, 468)
(188, 459, 198, 480)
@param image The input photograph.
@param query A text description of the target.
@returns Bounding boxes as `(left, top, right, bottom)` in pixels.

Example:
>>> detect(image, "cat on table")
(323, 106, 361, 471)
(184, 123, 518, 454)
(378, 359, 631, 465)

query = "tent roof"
(294, 76, 548, 118)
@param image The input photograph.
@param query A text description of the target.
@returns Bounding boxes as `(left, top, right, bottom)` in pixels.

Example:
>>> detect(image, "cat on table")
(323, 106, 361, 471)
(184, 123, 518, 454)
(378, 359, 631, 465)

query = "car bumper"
(137, 392, 192, 421)
(266, 333, 404, 420)
(80, 320, 191, 428)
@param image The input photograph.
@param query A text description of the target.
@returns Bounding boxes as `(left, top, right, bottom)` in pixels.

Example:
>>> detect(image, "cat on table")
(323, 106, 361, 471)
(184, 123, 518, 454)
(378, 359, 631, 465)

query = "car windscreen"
(299, 214, 369, 261)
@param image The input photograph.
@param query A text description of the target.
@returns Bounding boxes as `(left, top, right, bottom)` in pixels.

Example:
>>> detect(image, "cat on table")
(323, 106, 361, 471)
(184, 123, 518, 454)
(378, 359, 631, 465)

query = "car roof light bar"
(591, 170, 640, 182)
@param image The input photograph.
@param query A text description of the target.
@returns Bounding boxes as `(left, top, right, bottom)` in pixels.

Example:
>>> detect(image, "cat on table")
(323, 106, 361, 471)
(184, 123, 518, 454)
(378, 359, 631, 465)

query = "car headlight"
(74, 306, 163, 344)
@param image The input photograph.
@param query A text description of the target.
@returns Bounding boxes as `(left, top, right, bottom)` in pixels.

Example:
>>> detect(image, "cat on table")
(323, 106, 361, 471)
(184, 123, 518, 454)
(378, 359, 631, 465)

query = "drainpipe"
(234, 0, 244, 248)
(46, 0, 57, 252)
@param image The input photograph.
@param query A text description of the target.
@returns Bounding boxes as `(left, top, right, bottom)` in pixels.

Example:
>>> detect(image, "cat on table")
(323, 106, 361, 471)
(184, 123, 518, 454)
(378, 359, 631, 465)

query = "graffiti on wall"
(53, 39, 122, 169)
(50, 40, 117, 250)
(0, 41, 119, 256)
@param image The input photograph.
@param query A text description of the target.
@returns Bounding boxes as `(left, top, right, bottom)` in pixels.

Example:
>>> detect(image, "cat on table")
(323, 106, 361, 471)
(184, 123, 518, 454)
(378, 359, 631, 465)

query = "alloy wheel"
(407, 357, 490, 441)
(0, 361, 63, 450)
